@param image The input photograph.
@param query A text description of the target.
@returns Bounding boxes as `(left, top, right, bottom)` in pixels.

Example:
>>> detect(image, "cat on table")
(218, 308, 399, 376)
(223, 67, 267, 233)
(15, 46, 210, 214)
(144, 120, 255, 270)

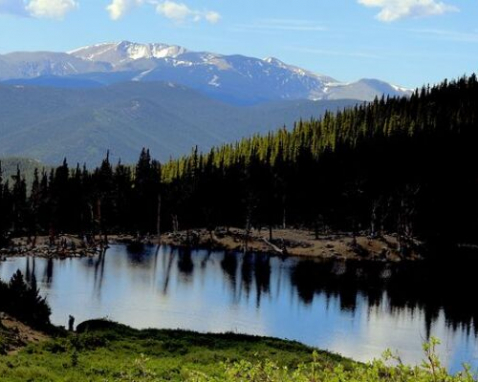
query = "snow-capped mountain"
(69, 41, 188, 64)
(0, 51, 111, 79)
(0, 41, 412, 104)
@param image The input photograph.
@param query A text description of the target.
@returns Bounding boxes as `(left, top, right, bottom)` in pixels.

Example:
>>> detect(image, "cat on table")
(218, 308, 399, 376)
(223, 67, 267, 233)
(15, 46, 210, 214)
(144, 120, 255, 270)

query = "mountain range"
(0, 41, 413, 166)
(0, 41, 411, 105)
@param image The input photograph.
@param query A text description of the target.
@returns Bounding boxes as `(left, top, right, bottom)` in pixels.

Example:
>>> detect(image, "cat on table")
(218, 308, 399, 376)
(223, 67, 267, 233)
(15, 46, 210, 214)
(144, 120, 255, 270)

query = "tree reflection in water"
(290, 258, 478, 338)
(3, 245, 478, 344)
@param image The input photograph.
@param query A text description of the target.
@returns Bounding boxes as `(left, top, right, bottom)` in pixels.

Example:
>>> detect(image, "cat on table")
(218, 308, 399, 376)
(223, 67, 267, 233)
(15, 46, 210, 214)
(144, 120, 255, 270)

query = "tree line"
(0, 74, 477, 254)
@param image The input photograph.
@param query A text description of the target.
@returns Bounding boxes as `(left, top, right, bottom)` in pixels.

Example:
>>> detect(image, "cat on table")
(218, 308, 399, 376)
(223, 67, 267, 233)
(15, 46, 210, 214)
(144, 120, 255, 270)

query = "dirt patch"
(159, 228, 423, 262)
(0, 312, 49, 355)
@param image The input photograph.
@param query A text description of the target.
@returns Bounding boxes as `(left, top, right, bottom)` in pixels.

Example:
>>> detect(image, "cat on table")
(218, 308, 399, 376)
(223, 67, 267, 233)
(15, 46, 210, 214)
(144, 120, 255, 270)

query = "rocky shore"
(0, 228, 423, 262)
(0, 234, 105, 260)
(158, 228, 423, 262)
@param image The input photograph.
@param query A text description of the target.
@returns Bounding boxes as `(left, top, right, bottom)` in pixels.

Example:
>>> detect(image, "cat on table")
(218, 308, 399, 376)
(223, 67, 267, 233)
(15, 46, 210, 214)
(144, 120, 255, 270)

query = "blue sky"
(0, 0, 477, 88)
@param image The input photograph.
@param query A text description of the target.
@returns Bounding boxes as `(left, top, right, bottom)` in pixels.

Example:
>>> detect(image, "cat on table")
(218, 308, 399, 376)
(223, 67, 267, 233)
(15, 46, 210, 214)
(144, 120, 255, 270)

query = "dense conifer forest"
(0, 75, 477, 254)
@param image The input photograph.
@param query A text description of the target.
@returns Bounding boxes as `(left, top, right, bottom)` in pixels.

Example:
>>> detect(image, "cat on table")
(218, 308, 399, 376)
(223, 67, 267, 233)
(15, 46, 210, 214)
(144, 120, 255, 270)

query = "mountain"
(0, 51, 111, 78)
(0, 157, 50, 186)
(0, 42, 412, 166)
(0, 41, 411, 105)
(0, 81, 358, 165)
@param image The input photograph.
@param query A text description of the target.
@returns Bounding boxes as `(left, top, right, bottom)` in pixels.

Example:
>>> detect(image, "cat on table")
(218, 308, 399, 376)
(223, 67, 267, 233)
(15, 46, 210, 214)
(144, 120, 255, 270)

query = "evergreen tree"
(0, 75, 477, 253)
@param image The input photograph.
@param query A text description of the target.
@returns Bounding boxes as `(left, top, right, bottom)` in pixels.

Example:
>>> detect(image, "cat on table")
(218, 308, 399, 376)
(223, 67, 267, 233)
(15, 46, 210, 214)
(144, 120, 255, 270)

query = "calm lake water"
(1, 244, 477, 373)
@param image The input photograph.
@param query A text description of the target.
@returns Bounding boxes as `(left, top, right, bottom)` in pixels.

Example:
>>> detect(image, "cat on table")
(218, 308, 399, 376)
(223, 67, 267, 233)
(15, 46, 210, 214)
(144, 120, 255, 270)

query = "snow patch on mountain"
(132, 69, 154, 82)
(1, 41, 413, 103)
(391, 83, 413, 93)
(208, 75, 221, 87)
(70, 41, 188, 64)
(263, 56, 335, 83)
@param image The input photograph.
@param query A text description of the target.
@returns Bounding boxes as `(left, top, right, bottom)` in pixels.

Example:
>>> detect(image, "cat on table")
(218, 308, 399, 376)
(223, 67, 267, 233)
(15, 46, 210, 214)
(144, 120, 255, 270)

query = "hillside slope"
(0, 82, 357, 165)
(0, 157, 49, 185)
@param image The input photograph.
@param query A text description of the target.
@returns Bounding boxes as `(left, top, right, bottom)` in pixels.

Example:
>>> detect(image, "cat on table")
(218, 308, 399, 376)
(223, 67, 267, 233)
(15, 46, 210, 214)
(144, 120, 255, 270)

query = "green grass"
(0, 320, 476, 381)
(0, 320, 346, 381)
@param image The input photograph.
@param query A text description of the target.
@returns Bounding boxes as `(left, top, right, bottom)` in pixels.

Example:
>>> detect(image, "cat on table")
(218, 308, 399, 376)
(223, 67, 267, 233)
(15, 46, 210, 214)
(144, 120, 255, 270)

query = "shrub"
(0, 270, 51, 329)
(186, 338, 477, 382)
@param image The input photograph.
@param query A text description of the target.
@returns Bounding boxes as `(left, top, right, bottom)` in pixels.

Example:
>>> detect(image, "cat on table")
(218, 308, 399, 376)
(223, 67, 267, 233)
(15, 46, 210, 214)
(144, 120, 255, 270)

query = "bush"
(0, 270, 51, 329)
(186, 338, 477, 382)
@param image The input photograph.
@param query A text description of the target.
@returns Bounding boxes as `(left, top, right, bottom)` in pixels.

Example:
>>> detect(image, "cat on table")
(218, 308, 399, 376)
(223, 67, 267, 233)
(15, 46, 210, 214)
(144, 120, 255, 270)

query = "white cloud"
(358, 0, 458, 22)
(156, 1, 190, 21)
(106, 0, 143, 20)
(204, 11, 220, 24)
(26, 0, 77, 19)
(155, 1, 220, 24)
(0, 0, 77, 18)
(105, 0, 220, 23)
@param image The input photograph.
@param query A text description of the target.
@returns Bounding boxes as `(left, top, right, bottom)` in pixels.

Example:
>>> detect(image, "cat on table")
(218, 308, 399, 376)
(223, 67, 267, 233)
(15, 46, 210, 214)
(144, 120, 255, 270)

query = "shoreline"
(1, 228, 423, 262)
(0, 233, 105, 260)
(157, 228, 423, 262)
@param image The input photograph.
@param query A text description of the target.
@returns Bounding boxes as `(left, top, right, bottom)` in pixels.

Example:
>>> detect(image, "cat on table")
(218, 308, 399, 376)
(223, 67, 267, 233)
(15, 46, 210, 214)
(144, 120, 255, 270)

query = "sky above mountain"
(0, 0, 476, 89)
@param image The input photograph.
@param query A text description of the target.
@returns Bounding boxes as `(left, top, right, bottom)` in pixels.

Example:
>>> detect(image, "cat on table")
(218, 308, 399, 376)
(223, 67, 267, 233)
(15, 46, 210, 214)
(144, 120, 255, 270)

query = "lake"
(1, 244, 477, 373)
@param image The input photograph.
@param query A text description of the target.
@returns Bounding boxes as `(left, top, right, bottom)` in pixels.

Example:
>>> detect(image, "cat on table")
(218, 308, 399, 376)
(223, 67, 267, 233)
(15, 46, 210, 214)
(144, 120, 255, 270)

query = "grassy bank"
(0, 319, 476, 381)
(0, 319, 346, 381)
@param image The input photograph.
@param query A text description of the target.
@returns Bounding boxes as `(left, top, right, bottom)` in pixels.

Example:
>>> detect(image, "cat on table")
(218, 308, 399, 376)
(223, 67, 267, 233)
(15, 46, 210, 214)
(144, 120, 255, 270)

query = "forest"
(0, 75, 477, 255)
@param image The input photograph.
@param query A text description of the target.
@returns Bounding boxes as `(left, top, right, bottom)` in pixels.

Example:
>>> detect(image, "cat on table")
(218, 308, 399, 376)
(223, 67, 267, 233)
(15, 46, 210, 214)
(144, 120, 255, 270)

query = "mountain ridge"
(0, 41, 412, 105)
(0, 81, 359, 165)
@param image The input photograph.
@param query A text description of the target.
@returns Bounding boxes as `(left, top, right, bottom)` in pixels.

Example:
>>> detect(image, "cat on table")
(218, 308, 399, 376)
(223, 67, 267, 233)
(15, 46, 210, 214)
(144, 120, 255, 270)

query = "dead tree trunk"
(96, 198, 102, 248)
(172, 214, 179, 233)
(397, 184, 420, 255)
(370, 200, 379, 238)
(156, 194, 161, 243)
(244, 216, 251, 254)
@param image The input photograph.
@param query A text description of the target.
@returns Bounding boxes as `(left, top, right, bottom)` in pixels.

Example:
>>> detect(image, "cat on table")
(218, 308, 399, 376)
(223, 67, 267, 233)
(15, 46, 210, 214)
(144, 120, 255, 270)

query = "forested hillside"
(1, 75, 476, 253)
(0, 82, 356, 164)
